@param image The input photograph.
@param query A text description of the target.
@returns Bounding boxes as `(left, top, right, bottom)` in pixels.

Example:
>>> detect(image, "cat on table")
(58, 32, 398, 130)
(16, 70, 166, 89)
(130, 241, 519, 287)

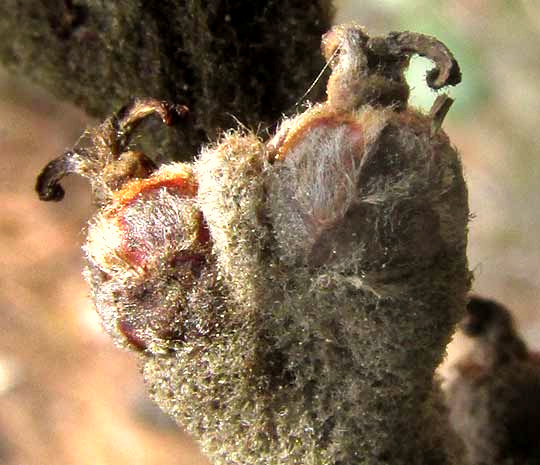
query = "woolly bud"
(36, 24, 470, 465)
(84, 163, 219, 353)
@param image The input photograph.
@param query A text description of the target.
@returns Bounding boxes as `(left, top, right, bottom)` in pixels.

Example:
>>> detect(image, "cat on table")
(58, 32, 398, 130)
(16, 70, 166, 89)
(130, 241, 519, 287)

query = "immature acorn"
(36, 24, 470, 465)
(444, 296, 540, 465)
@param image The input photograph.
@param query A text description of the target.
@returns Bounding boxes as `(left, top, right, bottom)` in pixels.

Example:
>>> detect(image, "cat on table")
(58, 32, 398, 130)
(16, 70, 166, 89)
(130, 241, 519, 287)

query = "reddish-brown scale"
(116, 201, 151, 269)
(117, 319, 148, 351)
(116, 187, 201, 269)
(197, 212, 211, 245)
(119, 224, 149, 269)
(275, 114, 364, 161)
(118, 207, 208, 270)
(114, 174, 198, 207)
(111, 168, 199, 268)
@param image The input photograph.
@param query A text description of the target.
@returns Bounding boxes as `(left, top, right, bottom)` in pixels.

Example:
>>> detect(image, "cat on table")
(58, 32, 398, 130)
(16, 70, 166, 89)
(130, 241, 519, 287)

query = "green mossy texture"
(142, 110, 470, 464)
(0, 0, 332, 158)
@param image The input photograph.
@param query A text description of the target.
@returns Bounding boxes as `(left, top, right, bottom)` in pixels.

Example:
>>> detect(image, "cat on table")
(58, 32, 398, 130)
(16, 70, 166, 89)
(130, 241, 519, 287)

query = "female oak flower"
(36, 23, 469, 465)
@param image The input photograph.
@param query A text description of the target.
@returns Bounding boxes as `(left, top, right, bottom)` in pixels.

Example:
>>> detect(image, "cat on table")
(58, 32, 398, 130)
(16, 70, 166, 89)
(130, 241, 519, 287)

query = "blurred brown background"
(1, 1, 539, 464)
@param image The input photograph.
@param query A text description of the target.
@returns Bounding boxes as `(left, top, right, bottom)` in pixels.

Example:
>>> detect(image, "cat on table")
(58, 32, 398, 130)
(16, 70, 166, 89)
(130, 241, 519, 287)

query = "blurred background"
(1, 1, 539, 464)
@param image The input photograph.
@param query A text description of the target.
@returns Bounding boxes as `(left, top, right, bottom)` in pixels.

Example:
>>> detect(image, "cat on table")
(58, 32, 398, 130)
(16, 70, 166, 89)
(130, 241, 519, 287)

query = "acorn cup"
(36, 23, 470, 465)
